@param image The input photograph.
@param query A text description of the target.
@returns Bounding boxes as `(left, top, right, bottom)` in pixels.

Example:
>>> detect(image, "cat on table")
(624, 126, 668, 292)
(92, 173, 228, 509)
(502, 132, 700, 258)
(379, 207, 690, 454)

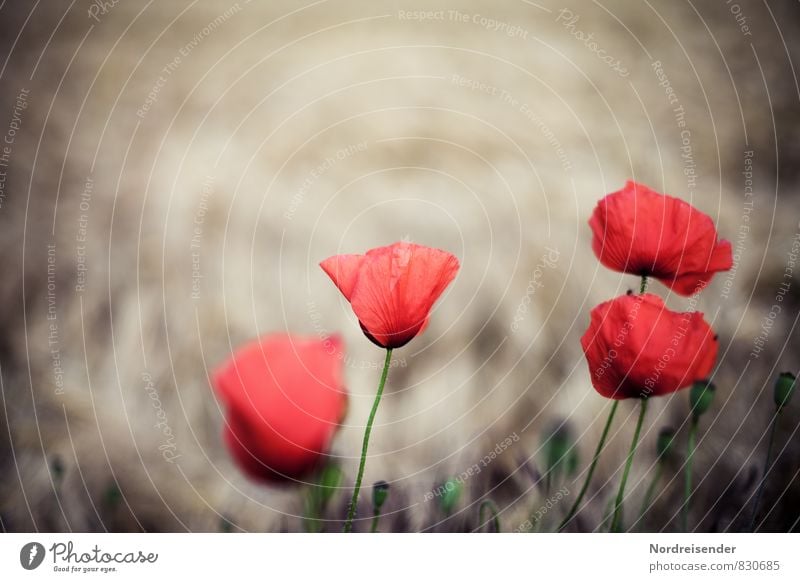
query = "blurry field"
(0, 0, 799, 532)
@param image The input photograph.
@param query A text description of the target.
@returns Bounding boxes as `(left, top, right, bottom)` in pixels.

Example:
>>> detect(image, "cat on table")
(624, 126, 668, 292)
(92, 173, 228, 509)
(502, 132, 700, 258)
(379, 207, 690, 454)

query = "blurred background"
(1, 0, 799, 532)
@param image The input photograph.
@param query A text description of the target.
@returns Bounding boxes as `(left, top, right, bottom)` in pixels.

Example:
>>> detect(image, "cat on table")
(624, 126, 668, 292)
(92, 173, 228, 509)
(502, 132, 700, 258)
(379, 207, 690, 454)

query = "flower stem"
(343, 348, 393, 532)
(682, 416, 699, 532)
(610, 398, 648, 532)
(558, 400, 619, 531)
(478, 500, 500, 532)
(638, 461, 663, 525)
(640, 275, 648, 294)
(749, 409, 781, 532)
(370, 510, 381, 533)
(302, 486, 321, 533)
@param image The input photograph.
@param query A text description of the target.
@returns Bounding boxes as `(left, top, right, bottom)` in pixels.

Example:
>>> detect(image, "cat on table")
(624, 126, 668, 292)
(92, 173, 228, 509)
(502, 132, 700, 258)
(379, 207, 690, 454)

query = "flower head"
(213, 334, 347, 482)
(320, 241, 459, 349)
(589, 181, 732, 295)
(581, 293, 718, 399)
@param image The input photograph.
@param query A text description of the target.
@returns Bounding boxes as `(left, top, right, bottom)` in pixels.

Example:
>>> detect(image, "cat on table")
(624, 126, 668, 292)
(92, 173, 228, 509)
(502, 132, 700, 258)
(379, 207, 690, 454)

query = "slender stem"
(640, 275, 648, 294)
(343, 348, 393, 532)
(749, 409, 781, 532)
(302, 487, 320, 533)
(602, 496, 616, 532)
(558, 400, 619, 531)
(370, 510, 381, 533)
(682, 416, 698, 532)
(638, 461, 663, 524)
(610, 398, 648, 532)
(478, 500, 500, 533)
(532, 507, 543, 532)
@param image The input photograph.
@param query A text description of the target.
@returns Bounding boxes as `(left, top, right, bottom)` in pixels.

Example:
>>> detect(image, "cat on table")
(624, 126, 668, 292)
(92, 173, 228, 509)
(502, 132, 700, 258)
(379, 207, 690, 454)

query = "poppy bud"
(656, 427, 675, 459)
(689, 380, 715, 418)
(774, 372, 796, 409)
(50, 455, 65, 485)
(317, 463, 344, 506)
(104, 484, 122, 508)
(439, 478, 463, 515)
(775, 372, 796, 409)
(372, 480, 390, 512)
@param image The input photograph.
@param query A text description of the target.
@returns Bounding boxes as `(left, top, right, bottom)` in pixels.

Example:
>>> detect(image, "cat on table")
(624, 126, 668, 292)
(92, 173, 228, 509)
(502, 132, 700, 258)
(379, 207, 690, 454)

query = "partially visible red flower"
(589, 181, 733, 295)
(581, 293, 718, 399)
(213, 334, 347, 482)
(320, 241, 459, 349)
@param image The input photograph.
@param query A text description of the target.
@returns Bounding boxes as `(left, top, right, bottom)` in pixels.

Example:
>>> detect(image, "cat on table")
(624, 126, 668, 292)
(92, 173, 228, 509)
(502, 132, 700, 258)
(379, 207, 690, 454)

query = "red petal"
(320, 254, 366, 302)
(658, 239, 734, 295)
(581, 294, 718, 399)
(212, 334, 347, 482)
(589, 181, 732, 296)
(329, 242, 459, 348)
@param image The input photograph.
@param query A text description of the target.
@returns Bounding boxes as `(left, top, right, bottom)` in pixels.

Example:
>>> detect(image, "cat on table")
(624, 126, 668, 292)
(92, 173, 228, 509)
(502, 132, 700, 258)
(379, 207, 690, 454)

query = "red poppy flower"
(213, 334, 347, 482)
(589, 181, 732, 295)
(581, 293, 718, 399)
(320, 241, 460, 349)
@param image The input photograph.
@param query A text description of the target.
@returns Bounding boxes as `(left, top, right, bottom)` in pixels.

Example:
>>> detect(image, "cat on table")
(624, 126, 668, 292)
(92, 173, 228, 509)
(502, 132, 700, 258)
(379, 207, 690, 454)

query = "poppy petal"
(212, 334, 347, 482)
(581, 293, 718, 399)
(319, 254, 366, 302)
(355, 243, 458, 348)
(589, 181, 732, 296)
(322, 242, 459, 348)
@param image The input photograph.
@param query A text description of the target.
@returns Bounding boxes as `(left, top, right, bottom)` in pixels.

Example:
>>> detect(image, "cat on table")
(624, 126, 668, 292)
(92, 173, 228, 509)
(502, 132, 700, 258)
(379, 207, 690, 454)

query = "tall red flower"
(581, 293, 718, 399)
(320, 241, 460, 349)
(589, 181, 733, 295)
(213, 334, 347, 482)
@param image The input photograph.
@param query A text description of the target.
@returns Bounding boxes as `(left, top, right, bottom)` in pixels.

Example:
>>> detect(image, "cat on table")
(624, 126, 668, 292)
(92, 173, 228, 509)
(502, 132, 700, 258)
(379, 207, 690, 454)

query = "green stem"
(302, 488, 321, 533)
(640, 275, 648, 294)
(602, 496, 616, 532)
(610, 398, 648, 532)
(532, 511, 543, 532)
(638, 461, 664, 525)
(478, 500, 500, 533)
(682, 416, 698, 532)
(558, 400, 619, 531)
(343, 348, 393, 532)
(370, 510, 381, 533)
(749, 409, 781, 532)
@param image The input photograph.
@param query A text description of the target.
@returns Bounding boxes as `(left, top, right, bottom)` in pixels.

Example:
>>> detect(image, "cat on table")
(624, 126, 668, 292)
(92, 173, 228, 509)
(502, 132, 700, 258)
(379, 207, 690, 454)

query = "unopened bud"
(689, 380, 715, 418)
(656, 427, 675, 460)
(439, 478, 463, 515)
(317, 463, 344, 506)
(372, 480, 390, 512)
(50, 455, 65, 485)
(774, 372, 796, 409)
